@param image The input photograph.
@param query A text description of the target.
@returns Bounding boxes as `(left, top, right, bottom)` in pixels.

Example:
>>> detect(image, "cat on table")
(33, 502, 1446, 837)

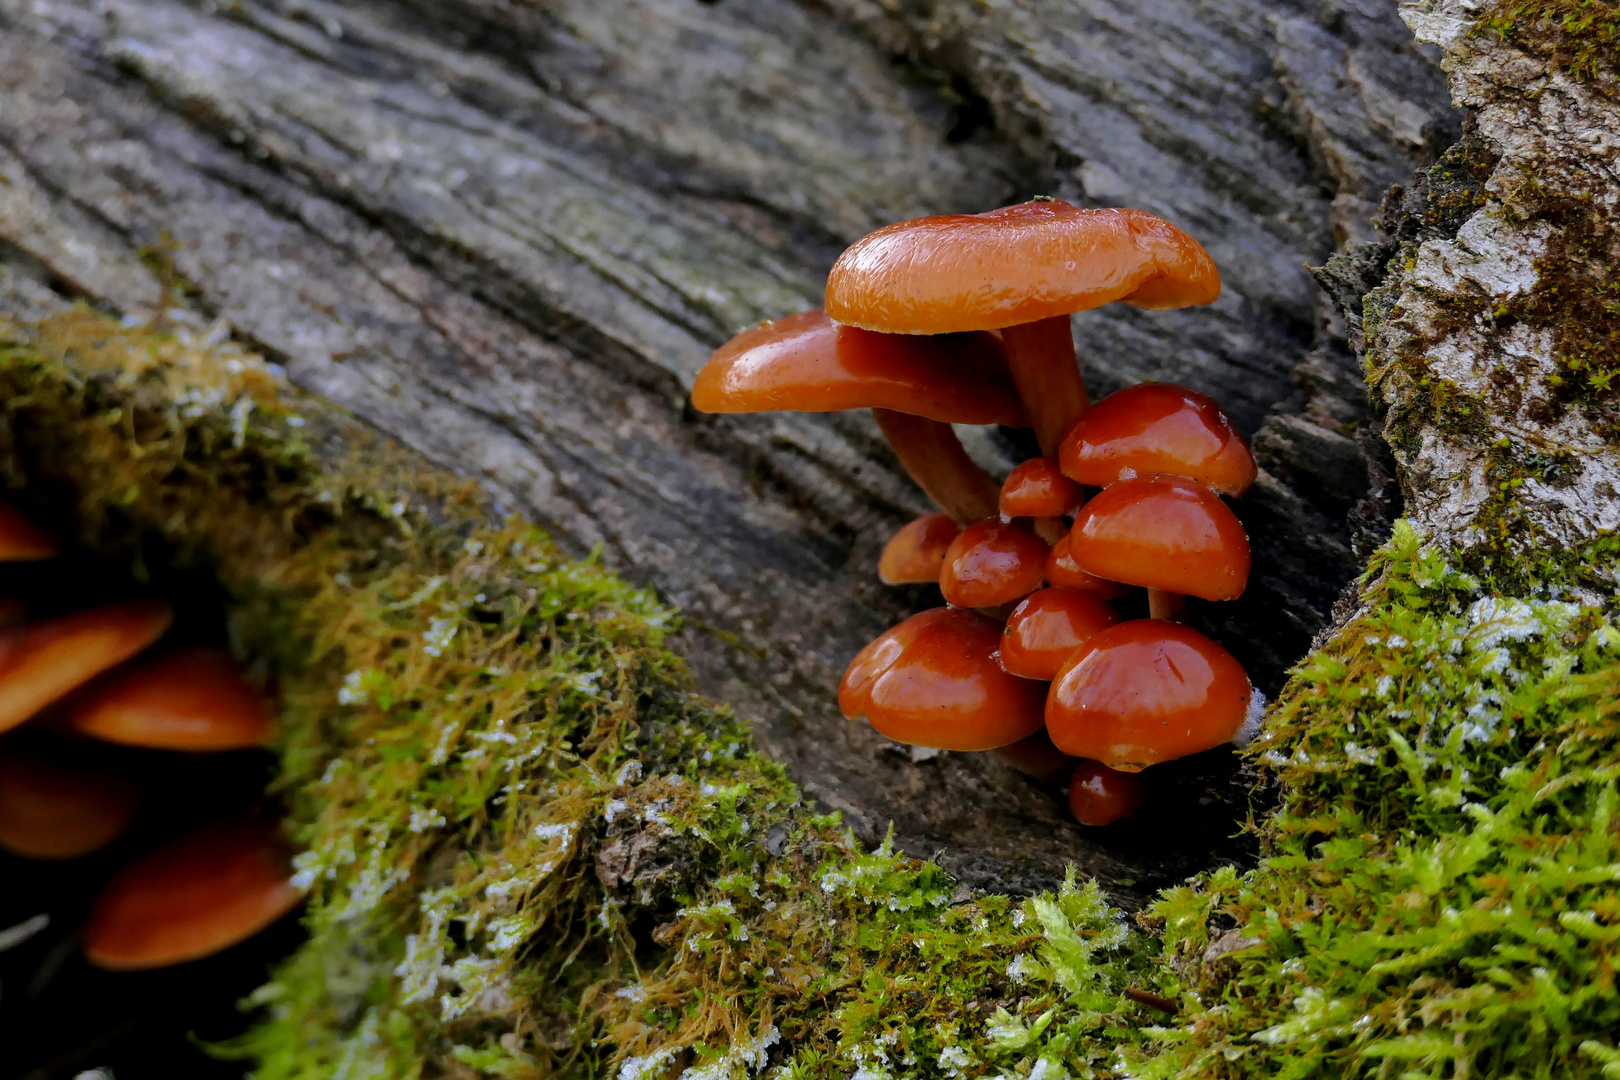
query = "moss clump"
(1482, 0, 1620, 87)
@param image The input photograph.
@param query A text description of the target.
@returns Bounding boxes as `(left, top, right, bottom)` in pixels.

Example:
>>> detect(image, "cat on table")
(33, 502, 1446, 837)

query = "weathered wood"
(0, 0, 1456, 894)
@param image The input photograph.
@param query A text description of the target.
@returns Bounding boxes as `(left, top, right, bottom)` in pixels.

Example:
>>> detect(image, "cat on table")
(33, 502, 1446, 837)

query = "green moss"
(1482, 0, 1620, 86)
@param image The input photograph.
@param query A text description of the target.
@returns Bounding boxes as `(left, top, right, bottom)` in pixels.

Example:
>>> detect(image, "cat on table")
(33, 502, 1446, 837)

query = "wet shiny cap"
(1000, 457, 1084, 519)
(692, 308, 1026, 426)
(1069, 475, 1249, 601)
(879, 513, 962, 586)
(825, 201, 1220, 335)
(0, 601, 174, 736)
(939, 519, 1049, 609)
(839, 607, 1045, 751)
(1059, 383, 1256, 495)
(68, 647, 273, 751)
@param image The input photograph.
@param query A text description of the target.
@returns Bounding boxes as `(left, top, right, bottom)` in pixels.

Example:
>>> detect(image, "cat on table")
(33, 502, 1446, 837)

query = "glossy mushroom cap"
(84, 818, 302, 971)
(1046, 619, 1252, 771)
(0, 746, 140, 859)
(68, 648, 272, 751)
(1045, 534, 1133, 601)
(939, 520, 1048, 609)
(1069, 475, 1249, 601)
(879, 513, 962, 586)
(1059, 383, 1257, 496)
(0, 601, 174, 736)
(999, 457, 1084, 519)
(1067, 760, 1145, 825)
(1000, 587, 1119, 681)
(0, 502, 56, 561)
(839, 607, 1045, 751)
(692, 308, 1026, 426)
(825, 201, 1220, 334)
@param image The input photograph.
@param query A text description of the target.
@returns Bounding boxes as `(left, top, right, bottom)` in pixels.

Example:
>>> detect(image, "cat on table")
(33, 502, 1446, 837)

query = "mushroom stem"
(1147, 589, 1186, 622)
(1000, 316, 1089, 456)
(872, 408, 1000, 524)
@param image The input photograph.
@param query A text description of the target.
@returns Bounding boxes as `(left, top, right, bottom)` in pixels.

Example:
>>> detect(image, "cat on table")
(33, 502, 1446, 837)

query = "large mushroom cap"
(940, 519, 1049, 609)
(0, 600, 174, 736)
(68, 647, 272, 751)
(1046, 619, 1251, 771)
(0, 745, 140, 859)
(83, 818, 301, 971)
(1059, 382, 1256, 496)
(1000, 587, 1119, 681)
(839, 607, 1045, 751)
(692, 308, 1026, 426)
(825, 201, 1220, 335)
(1069, 475, 1249, 601)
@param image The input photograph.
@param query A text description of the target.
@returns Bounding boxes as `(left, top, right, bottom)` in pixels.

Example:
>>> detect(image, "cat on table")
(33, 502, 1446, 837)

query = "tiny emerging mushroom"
(1059, 382, 1257, 496)
(0, 743, 140, 859)
(692, 308, 1026, 523)
(1046, 619, 1253, 772)
(1000, 587, 1119, 681)
(879, 512, 962, 586)
(0, 600, 174, 736)
(1067, 760, 1145, 826)
(67, 647, 273, 752)
(826, 200, 1221, 456)
(839, 607, 1045, 751)
(939, 519, 1049, 610)
(83, 817, 302, 971)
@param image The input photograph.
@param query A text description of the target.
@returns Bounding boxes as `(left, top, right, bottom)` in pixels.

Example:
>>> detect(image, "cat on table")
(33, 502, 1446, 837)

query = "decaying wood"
(0, 0, 1458, 895)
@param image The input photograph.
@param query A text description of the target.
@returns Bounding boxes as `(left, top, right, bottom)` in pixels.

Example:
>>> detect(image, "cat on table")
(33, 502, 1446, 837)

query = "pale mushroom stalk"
(872, 409, 1000, 524)
(1000, 317, 1089, 456)
(1147, 589, 1186, 621)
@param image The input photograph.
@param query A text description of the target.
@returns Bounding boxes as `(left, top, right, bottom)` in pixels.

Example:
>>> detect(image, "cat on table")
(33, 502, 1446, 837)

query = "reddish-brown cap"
(1044, 534, 1133, 601)
(67, 648, 272, 751)
(939, 519, 1048, 609)
(1046, 619, 1252, 771)
(839, 607, 1045, 751)
(1067, 760, 1146, 825)
(0, 503, 55, 561)
(0, 601, 174, 736)
(1069, 476, 1249, 601)
(692, 308, 1026, 426)
(879, 513, 962, 586)
(999, 457, 1084, 519)
(1000, 587, 1120, 681)
(1059, 383, 1256, 495)
(990, 729, 1077, 784)
(84, 818, 302, 971)
(825, 201, 1220, 334)
(0, 745, 140, 859)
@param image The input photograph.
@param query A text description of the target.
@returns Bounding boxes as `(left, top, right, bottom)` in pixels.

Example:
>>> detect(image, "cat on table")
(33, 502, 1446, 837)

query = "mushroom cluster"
(0, 504, 299, 970)
(694, 199, 1263, 827)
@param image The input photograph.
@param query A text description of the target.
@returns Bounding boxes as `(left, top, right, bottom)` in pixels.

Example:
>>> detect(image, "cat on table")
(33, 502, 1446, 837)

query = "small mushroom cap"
(1000, 587, 1120, 681)
(1069, 475, 1249, 601)
(83, 818, 302, 971)
(839, 607, 1045, 751)
(999, 457, 1084, 519)
(1067, 760, 1145, 825)
(1059, 383, 1256, 496)
(825, 201, 1220, 335)
(939, 519, 1049, 609)
(879, 513, 962, 585)
(1046, 619, 1251, 771)
(0, 601, 174, 736)
(0, 503, 55, 561)
(1044, 534, 1133, 601)
(692, 308, 1026, 426)
(0, 745, 140, 859)
(990, 729, 1077, 784)
(68, 648, 272, 751)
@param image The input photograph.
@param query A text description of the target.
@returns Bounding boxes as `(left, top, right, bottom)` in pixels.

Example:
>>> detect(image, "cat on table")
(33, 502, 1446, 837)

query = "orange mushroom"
(0, 600, 174, 736)
(879, 512, 962, 585)
(0, 745, 140, 859)
(1046, 619, 1252, 771)
(990, 729, 1077, 783)
(67, 647, 272, 751)
(1045, 534, 1132, 601)
(1059, 382, 1256, 496)
(939, 519, 1048, 609)
(1068, 475, 1248, 614)
(999, 587, 1119, 680)
(83, 818, 302, 971)
(0, 501, 55, 561)
(839, 607, 1045, 751)
(999, 457, 1083, 519)
(826, 200, 1221, 455)
(1067, 760, 1145, 825)
(692, 308, 1025, 522)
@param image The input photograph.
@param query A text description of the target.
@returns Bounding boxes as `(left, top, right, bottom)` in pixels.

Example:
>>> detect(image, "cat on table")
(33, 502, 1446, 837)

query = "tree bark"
(0, 0, 1460, 896)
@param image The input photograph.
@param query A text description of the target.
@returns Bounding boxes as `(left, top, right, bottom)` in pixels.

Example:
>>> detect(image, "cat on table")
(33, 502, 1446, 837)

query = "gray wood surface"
(0, 0, 1457, 897)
